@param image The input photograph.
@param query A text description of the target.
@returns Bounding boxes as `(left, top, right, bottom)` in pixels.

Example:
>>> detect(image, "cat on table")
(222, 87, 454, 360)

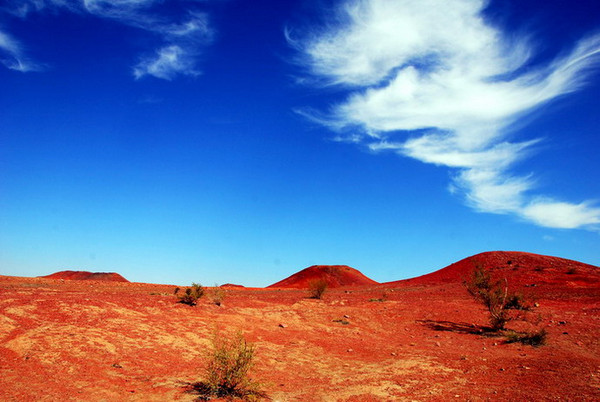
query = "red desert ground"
(1, 251, 599, 400)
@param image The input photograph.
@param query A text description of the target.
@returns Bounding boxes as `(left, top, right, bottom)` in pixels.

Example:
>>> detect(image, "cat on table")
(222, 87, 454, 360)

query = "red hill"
(268, 265, 378, 289)
(386, 251, 599, 287)
(41, 271, 129, 282)
(220, 283, 245, 289)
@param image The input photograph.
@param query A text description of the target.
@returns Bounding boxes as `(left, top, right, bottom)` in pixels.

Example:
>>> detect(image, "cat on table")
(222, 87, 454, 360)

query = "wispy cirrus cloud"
(0, 29, 44, 71)
(290, 0, 600, 230)
(0, 0, 214, 80)
(131, 10, 213, 80)
(133, 44, 200, 80)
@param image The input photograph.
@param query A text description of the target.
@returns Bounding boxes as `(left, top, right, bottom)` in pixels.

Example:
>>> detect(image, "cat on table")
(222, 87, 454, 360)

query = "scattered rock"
(347, 349, 353, 353)
(278, 323, 287, 328)
(333, 319, 350, 325)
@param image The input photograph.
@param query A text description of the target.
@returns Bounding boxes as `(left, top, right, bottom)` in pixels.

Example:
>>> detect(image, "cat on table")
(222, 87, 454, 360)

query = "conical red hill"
(41, 270, 129, 282)
(385, 251, 599, 287)
(268, 265, 378, 289)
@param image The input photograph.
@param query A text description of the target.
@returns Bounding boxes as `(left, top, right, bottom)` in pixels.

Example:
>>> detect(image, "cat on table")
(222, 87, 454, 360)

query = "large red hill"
(41, 271, 129, 282)
(386, 251, 599, 287)
(268, 265, 378, 289)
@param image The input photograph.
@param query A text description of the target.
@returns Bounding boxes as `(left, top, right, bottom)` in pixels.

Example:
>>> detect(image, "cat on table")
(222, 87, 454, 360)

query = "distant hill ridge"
(268, 265, 378, 289)
(385, 251, 599, 287)
(41, 271, 129, 282)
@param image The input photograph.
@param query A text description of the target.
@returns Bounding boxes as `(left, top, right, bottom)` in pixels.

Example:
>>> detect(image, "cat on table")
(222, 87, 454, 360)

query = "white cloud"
(2, 0, 79, 17)
(133, 45, 200, 80)
(81, 0, 157, 25)
(0, 0, 214, 79)
(292, 0, 600, 230)
(523, 200, 600, 229)
(0, 29, 42, 72)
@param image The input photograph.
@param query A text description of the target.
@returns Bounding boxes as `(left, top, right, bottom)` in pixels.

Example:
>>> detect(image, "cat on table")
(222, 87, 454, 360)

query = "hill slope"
(268, 265, 378, 289)
(386, 251, 599, 287)
(41, 271, 129, 282)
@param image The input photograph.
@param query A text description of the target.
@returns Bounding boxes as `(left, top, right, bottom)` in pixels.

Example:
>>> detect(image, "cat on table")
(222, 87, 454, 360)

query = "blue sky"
(1, 0, 599, 286)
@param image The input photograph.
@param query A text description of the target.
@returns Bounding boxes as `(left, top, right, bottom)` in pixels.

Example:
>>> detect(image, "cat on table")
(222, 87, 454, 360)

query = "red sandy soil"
(41, 271, 129, 282)
(1, 251, 599, 401)
(268, 265, 378, 289)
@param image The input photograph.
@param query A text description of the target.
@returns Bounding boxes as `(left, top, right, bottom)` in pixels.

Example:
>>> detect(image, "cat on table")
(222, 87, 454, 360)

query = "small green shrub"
(211, 286, 226, 306)
(308, 279, 328, 299)
(192, 332, 265, 400)
(177, 283, 205, 306)
(504, 293, 530, 311)
(464, 266, 547, 346)
(505, 328, 547, 347)
(465, 266, 511, 330)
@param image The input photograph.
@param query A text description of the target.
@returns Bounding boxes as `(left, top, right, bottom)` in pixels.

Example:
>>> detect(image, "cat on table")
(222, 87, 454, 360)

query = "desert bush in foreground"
(464, 266, 547, 346)
(192, 332, 265, 401)
(465, 266, 512, 330)
(308, 279, 328, 299)
(175, 283, 205, 306)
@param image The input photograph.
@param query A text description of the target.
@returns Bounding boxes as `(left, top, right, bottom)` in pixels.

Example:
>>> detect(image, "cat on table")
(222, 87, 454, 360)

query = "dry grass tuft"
(190, 331, 265, 401)
(308, 279, 328, 299)
(176, 283, 205, 306)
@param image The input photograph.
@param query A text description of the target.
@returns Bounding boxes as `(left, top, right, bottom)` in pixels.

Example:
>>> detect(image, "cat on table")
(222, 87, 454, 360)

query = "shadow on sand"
(417, 320, 496, 336)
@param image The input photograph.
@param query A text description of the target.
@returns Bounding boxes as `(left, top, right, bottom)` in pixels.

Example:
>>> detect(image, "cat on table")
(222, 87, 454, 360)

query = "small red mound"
(220, 283, 245, 288)
(386, 251, 599, 287)
(268, 265, 378, 289)
(41, 271, 129, 282)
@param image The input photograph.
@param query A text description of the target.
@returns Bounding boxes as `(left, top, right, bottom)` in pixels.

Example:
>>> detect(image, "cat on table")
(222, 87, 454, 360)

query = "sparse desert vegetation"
(210, 286, 226, 306)
(308, 278, 328, 299)
(465, 265, 517, 331)
(188, 331, 265, 400)
(504, 328, 548, 347)
(465, 265, 546, 345)
(176, 283, 205, 306)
